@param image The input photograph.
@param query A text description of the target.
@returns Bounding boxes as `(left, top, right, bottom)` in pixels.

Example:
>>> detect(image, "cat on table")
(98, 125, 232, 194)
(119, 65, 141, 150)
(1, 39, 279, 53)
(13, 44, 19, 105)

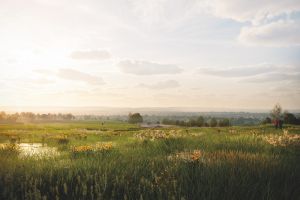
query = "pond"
(1, 143, 59, 158)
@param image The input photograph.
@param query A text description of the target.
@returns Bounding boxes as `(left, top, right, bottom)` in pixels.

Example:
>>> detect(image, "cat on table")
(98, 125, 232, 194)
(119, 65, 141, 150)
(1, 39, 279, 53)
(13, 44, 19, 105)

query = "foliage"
(0, 111, 75, 123)
(218, 118, 230, 127)
(0, 144, 20, 157)
(261, 117, 272, 124)
(162, 116, 231, 127)
(128, 113, 143, 124)
(284, 112, 299, 125)
(51, 135, 70, 144)
(210, 117, 218, 127)
(271, 103, 282, 120)
(0, 122, 299, 200)
(196, 116, 204, 127)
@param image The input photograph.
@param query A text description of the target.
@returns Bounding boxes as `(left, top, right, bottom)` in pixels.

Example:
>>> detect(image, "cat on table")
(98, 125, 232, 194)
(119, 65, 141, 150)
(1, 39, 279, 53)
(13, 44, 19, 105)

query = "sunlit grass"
(0, 122, 299, 199)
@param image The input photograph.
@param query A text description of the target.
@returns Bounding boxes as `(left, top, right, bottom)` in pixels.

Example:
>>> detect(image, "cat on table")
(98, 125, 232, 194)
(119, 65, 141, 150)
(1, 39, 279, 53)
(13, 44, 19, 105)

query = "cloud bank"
(35, 68, 105, 85)
(118, 60, 183, 75)
(57, 69, 105, 85)
(199, 64, 280, 77)
(202, 0, 300, 47)
(243, 72, 300, 83)
(238, 20, 300, 47)
(205, 0, 300, 24)
(199, 63, 300, 83)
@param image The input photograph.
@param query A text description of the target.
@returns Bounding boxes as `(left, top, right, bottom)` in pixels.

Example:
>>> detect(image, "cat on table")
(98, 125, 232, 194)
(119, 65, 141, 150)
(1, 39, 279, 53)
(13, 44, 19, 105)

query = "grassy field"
(0, 121, 299, 200)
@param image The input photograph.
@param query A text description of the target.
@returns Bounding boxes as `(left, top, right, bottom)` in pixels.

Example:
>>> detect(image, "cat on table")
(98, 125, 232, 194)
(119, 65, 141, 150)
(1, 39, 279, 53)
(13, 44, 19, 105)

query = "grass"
(0, 121, 299, 200)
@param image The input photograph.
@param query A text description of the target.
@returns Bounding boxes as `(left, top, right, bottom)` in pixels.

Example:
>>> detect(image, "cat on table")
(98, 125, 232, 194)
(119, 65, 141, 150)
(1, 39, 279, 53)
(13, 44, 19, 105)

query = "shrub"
(128, 113, 143, 124)
(0, 144, 20, 157)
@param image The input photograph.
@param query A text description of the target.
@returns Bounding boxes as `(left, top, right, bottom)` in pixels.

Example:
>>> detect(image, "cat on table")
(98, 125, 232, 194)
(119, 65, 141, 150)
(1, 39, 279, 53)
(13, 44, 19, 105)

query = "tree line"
(162, 116, 230, 127)
(127, 113, 230, 127)
(262, 113, 300, 125)
(0, 111, 75, 123)
(261, 104, 300, 126)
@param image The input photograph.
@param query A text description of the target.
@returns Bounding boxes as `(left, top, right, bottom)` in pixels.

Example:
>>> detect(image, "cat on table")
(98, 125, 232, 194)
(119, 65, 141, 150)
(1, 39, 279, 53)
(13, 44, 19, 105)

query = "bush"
(0, 144, 20, 157)
(219, 118, 230, 127)
(128, 113, 143, 124)
(210, 118, 217, 127)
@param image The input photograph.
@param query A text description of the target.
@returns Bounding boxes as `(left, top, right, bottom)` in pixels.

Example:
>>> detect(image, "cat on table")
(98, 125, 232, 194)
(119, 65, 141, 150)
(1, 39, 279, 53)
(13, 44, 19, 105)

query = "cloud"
(130, 0, 197, 25)
(199, 63, 300, 85)
(117, 60, 182, 75)
(129, 1, 300, 47)
(57, 69, 105, 85)
(138, 80, 180, 89)
(238, 20, 300, 46)
(201, 0, 300, 47)
(204, 0, 300, 24)
(70, 50, 111, 60)
(35, 68, 105, 85)
(242, 72, 300, 83)
(199, 63, 281, 77)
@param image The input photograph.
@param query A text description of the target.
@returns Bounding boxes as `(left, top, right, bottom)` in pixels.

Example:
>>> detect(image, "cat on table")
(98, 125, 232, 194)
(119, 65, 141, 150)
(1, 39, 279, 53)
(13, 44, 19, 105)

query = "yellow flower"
(95, 142, 113, 151)
(72, 145, 93, 153)
(191, 150, 202, 161)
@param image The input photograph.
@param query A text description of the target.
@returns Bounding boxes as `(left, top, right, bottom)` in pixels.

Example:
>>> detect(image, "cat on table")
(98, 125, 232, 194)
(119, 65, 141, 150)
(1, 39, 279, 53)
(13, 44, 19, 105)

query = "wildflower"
(191, 150, 202, 161)
(95, 142, 113, 151)
(168, 149, 203, 162)
(72, 145, 93, 153)
(263, 133, 300, 147)
(72, 142, 113, 155)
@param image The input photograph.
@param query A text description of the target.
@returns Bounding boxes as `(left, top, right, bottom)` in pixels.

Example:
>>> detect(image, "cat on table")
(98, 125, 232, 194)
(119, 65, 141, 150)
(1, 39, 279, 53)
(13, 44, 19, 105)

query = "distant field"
(0, 121, 299, 200)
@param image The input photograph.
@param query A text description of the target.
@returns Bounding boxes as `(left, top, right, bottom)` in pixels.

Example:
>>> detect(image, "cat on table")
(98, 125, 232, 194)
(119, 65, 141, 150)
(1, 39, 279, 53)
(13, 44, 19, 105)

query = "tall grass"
(0, 123, 299, 200)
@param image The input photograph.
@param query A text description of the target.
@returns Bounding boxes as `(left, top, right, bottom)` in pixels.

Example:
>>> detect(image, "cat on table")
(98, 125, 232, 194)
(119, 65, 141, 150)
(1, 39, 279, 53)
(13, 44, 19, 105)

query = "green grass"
(0, 122, 299, 200)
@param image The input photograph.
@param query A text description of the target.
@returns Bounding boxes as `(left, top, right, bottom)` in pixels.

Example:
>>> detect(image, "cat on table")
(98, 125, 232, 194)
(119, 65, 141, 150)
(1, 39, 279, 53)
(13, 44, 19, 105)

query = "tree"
(271, 103, 282, 121)
(0, 112, 6, 121)
(261, 117, 272, 124)
(284, 112, 298, 125)
(128, 113, 143, 124)
(210, 118, 217, 127)
(188, 119, 197, 127)
(219, 118, 230, 127)
(63, 113, 75, 120)
(196, 116, 204, 127)
(20, 112, 35, 121)
(270, 104, 283, 129)
(7, 113, 19, 122)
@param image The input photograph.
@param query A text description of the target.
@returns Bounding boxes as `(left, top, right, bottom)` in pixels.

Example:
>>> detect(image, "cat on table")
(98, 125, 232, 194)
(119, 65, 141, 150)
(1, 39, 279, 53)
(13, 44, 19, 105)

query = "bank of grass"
(0, 122, 299, 200)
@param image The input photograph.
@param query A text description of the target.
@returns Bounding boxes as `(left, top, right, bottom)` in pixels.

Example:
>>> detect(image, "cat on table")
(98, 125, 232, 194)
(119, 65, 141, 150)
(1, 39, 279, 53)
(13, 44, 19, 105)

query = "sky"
(0, 0, 300, 111)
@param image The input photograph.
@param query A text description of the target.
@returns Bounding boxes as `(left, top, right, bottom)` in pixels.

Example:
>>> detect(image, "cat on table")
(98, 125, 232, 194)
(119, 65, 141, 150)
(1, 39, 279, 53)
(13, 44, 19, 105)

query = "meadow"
(0, 121, 299, 200)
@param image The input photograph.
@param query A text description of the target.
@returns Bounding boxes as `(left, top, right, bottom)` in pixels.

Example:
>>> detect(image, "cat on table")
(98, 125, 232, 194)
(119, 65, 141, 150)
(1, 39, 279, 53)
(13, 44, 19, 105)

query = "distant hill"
(1, 106, 300, 116)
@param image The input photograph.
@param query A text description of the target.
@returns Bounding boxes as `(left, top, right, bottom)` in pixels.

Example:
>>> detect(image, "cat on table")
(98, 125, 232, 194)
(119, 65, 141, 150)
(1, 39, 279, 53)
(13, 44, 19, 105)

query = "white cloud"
(57, 69, 105, 85)
(130, 0, 198, 25)
(201, 0, 300, 47)
(238, 20, 300, 47)
(70, 50, 111, 60)
(1, 0, 300, 109)
(129, 0, 300, 47)
(117, 60, 182, 75)
(204, 0, 300, 24)
(35, 68, 105, 85)
(138, 80, 180, 89)
(242, 72, 300, 83)
(199, 63, 282, 77)
(199, 63, 300, 85)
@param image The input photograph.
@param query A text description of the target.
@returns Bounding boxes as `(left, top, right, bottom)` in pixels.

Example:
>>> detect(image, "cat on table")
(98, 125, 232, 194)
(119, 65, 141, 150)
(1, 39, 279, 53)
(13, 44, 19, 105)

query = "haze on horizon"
(1, 0, 300, 111)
